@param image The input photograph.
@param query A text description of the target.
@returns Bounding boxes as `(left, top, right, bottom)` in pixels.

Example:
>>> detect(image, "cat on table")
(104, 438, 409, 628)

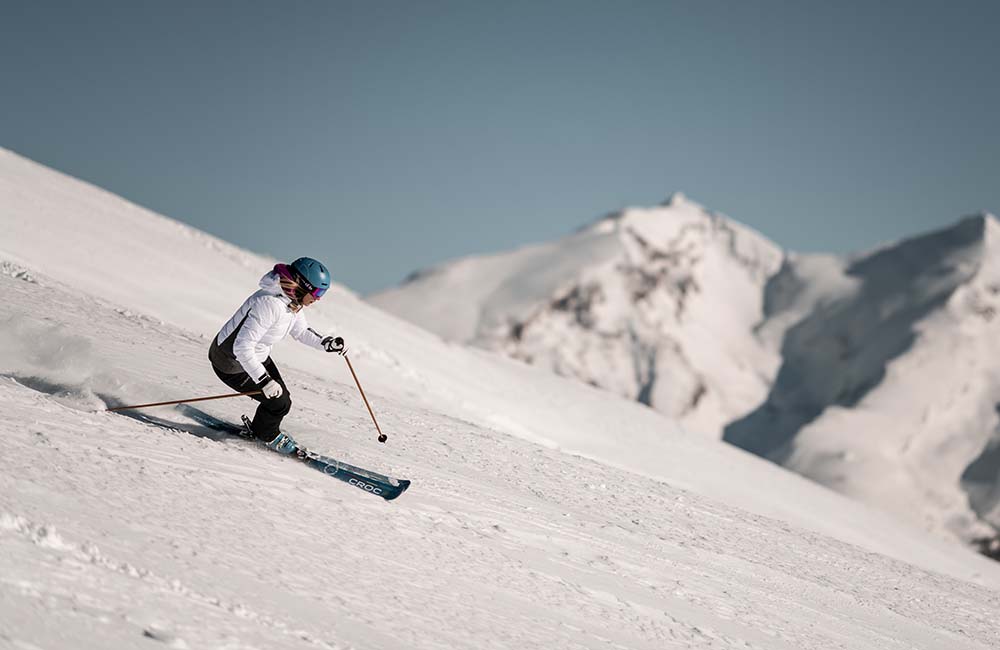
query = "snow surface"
(3, 147, 1000, 648)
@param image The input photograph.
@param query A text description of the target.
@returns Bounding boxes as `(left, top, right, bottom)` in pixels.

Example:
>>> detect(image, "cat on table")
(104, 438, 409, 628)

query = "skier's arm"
(291, 314, 347, 355)
(289, 314, 326, 351)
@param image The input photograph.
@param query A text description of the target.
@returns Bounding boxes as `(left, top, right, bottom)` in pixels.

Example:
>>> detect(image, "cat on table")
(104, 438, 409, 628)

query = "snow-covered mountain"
(372, 194, 785, 436)
(730, 214, 1000, 543)
(4, 147, 1000, 649)
(371, 196, 1000, 548)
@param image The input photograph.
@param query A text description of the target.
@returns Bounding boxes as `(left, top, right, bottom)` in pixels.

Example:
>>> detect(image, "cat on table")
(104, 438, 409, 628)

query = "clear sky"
(2, 1, 998, 294)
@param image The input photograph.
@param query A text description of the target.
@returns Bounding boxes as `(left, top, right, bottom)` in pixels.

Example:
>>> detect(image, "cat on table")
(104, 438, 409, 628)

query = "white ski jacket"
(210, 270, 325, 382)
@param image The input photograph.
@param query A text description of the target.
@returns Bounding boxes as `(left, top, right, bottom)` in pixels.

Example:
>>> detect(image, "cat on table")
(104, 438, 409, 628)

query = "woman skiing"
(209, 257, 346, 453)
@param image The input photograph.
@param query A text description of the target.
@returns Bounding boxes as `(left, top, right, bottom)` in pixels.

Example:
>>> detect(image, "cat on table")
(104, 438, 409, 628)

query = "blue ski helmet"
(289, 257, 331, 298)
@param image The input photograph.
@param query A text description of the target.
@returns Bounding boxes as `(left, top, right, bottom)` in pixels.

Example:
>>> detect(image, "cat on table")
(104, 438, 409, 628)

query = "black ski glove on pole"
(321, 336, 347, 356)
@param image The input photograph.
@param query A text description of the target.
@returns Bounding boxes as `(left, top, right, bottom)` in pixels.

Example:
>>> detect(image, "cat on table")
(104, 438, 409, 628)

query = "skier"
(208, 257, 346, 454)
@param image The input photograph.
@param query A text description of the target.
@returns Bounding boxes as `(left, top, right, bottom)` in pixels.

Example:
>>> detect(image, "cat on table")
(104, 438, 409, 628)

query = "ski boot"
(265, 432, 299, 455)
(241, 415, 300, 455)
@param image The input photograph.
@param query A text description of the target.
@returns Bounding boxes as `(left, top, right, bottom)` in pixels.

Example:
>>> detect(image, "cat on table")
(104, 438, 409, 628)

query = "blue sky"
(2, 1, 998, 294)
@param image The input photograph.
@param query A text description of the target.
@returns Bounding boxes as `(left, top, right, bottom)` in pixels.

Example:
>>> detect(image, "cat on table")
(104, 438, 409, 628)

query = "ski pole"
(106, 391, 262, 412)
(344, 355, 388, 443)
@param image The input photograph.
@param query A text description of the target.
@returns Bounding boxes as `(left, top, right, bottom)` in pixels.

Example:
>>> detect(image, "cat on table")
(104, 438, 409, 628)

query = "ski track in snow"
(2, 265, 1000, 648)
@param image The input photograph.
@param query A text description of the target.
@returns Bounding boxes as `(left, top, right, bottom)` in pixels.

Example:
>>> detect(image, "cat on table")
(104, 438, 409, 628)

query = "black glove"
(321, 336, 347, 355)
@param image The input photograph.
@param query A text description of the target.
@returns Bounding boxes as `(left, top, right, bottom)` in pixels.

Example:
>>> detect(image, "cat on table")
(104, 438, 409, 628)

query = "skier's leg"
(211, 360, 289, 442)
(211, 363, 257, 394)
(248, 358, 291, 442)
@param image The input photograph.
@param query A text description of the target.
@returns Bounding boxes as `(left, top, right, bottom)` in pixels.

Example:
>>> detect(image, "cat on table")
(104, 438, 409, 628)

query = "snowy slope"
(372, 194, 785, 436)
(3, 147, 1000, 648)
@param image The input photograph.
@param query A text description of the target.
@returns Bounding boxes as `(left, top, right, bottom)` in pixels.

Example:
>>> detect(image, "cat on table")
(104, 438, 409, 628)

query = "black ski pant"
(211, 357, 290, 442)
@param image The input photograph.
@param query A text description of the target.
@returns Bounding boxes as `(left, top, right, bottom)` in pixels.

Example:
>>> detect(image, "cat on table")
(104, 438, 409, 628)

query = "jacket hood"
(259, 270, 283, 293)
(260, 266, 299, 311)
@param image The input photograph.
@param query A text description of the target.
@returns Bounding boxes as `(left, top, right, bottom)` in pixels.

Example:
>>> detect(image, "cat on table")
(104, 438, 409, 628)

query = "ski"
(175, 404, 411, 500)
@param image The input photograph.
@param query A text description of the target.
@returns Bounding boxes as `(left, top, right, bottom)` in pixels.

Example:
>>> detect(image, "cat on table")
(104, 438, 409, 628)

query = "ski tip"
(383, 479, 411, 501)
